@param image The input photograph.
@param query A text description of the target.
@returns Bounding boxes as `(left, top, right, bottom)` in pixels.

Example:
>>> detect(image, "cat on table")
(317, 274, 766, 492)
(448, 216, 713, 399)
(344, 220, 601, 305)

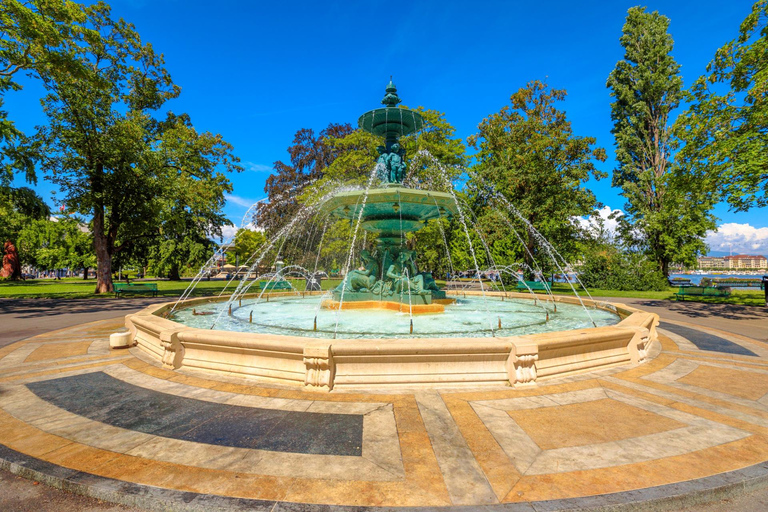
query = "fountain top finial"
(358, 79, 423, 140)
(381, 78, 401, 107)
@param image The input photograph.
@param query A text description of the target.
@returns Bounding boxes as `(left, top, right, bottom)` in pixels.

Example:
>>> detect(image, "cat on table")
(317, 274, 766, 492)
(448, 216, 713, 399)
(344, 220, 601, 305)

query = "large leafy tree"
(0, 0, 89, 186)
(467, 80, 606, 274)
(257, 123, 354, 234)
(677, 0, 768, 211)
(32, 4, 240, 293)
(227, 227, 267, 266)
(0, 186, 50, 258)
(607, 7, 716, 276)
(1, 1, 92, 273)
(17, 215, 94, 276)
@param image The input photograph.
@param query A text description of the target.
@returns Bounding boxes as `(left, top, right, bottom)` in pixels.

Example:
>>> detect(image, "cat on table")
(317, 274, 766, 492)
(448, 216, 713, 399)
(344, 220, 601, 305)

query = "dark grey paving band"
(27, 372, 363, 456)
(2, 442, 768, 511)
(660, 322, 758, 357)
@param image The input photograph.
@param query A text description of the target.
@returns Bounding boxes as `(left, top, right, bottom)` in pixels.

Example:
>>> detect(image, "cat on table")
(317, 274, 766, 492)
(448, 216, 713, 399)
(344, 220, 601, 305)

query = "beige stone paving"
(1, 317, 768, 507)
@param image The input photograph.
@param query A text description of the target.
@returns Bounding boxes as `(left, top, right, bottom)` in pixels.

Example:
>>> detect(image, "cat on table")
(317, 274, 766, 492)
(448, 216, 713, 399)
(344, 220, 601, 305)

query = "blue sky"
(7, 0, 767, 255)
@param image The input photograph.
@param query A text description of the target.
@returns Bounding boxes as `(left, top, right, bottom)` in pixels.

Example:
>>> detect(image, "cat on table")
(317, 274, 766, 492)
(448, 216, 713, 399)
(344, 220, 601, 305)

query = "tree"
(16, 215, 94, 276)
(227, 227, 267, 266)
(257, 123, 354, 234)
(1, 0, 89, 186)
(1, 1, 91, 274)
(677, 1, 768, 211)
(467, 80, 607, 275)
(607, 7, 717, 276)
(0, 187, 51, 276)
(32, 4, 241, 293)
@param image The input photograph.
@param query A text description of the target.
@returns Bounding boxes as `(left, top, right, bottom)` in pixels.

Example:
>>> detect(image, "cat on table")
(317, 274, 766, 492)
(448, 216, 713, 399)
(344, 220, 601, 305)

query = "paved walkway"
(0, 297, 767, 510)
(0, 297, 167, 349)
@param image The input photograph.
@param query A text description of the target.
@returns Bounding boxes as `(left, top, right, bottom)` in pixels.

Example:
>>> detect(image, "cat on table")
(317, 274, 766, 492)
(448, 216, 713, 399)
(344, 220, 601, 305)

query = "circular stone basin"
(171, 295, 621, 339)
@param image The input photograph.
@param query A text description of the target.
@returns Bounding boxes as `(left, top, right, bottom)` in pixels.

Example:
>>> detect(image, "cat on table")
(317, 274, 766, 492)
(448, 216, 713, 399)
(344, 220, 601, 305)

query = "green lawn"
(0, 277, 344, 299)
(0, 277, 763, 306)
(484, 282, 764, 307)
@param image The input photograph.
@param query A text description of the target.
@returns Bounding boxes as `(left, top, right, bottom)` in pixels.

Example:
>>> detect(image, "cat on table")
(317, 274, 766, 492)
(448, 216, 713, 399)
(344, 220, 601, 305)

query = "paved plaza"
(1, 298, 768, 510)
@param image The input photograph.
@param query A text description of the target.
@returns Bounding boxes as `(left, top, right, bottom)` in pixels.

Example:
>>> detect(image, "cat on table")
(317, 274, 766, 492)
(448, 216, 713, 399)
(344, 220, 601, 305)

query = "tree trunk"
(83, 267, 88, 280)
(168, 265, 181, 281)
(0, 240, 22, 280)
(92, 208, 114, 293)
(661, 258, 670, 278)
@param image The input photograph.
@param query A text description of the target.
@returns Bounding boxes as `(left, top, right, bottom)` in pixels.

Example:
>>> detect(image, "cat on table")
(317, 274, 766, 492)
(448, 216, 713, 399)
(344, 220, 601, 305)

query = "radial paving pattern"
(2, 315, 768, 510)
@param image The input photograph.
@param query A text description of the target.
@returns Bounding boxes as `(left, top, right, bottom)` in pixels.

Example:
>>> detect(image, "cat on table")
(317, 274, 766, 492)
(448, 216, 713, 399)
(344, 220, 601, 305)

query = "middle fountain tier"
(321, 81, 458, 311)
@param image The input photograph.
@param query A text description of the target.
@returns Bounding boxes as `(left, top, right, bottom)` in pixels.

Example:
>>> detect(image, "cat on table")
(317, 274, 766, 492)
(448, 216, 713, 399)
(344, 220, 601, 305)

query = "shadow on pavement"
(631, 299, 768, 322)
(0, 297, 168, 319)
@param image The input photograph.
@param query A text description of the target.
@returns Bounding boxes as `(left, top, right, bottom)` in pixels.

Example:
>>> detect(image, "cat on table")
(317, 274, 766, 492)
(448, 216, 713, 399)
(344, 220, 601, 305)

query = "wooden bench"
(114, 283, 158, 298)
(257, 280, 292, 291)
(516, 280, 551, 292)
(674, 285, 730, 301)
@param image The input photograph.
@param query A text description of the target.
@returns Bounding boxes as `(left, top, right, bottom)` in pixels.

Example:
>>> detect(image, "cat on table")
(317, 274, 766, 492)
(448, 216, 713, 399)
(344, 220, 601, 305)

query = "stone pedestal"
(110, 331, 132, 349)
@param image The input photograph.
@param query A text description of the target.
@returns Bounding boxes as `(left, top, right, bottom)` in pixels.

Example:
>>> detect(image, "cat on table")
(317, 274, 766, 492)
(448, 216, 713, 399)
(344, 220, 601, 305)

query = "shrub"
(579, 249, 668, 291)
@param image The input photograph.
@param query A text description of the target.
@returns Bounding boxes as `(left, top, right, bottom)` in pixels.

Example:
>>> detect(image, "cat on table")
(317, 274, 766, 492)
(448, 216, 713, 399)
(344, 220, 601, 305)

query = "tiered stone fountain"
(322, 80, 456, 312)
(123, 81, 659, 391)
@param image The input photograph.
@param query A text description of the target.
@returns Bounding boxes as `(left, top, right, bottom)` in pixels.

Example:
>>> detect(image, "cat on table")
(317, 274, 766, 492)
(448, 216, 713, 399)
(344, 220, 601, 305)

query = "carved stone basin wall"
(124, 291, 658, 392)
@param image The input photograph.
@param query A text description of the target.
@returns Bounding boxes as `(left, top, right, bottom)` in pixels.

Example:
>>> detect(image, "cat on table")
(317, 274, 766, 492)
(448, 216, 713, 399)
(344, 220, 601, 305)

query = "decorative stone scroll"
(507, 343, 538, 386)
(304, 344, 335, 391)
(634, 327, 652, 363)
(159, 329, 184, 370)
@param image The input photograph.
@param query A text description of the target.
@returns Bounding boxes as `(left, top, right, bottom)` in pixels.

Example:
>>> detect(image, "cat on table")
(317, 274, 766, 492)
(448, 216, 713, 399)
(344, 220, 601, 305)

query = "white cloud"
(705, 223, 768, 256)
(244, 161, 272, 173)
(218, 222, 263, 242)
(225, 194, 262, 209)
(220, 225, 239, 240)
(575, 206, 623, 240)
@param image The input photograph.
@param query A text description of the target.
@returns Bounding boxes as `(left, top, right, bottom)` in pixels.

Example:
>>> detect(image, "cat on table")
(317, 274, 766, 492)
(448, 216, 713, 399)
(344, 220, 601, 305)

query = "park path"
(0, 295, 767, 511)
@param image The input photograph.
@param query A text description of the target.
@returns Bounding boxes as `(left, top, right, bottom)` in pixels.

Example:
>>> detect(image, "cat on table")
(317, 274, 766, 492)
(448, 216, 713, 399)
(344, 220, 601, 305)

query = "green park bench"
(114, 283, 158, 298)
(257, 280, 292, 291)
(516, 280, 551, 292)
(674, 285, 730, 301)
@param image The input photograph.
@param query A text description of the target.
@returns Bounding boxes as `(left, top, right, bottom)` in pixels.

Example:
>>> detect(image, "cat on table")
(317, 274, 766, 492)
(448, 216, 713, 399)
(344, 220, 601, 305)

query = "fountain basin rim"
(124, 291, 659, 391)
(321, 187, 459, 222)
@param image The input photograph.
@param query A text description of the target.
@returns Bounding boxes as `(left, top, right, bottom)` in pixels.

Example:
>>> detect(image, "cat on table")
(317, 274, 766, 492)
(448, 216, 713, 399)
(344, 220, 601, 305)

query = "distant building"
(697, 254, 767, 269)
(724, 254, 767, 269)
(697, 256, 727, 269)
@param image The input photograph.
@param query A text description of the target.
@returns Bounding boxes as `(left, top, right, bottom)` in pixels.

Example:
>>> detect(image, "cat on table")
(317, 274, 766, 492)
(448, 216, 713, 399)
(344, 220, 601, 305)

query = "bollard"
(498, 317, 502, 329)
(239, 299, 241, 307)
(249, 311, 253, 323)
(228, 305, 232, 316)
(546, 311, 549, 322)
(314, 315, 317, 331)
(410, 319, 413, 334)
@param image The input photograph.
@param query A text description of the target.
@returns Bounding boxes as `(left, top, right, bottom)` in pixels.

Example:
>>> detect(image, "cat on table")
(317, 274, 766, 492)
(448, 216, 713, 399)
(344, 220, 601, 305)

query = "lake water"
(670, 273, 766, 288)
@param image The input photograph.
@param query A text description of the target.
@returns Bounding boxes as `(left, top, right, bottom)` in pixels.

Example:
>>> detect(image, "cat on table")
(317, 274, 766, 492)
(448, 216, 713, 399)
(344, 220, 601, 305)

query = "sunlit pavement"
(1, 298, 768, 510)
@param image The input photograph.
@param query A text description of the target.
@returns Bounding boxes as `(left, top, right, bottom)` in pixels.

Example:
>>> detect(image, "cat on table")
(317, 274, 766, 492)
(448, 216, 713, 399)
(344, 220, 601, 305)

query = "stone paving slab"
(1, 313, 768, 510)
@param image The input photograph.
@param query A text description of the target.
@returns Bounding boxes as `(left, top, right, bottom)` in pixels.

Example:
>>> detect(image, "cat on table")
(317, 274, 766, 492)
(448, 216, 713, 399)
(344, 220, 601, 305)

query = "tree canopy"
(677, 0, 768, 211)
(27, 3, 241, 292)
(467, 80, 607, 274)
(257, 123, 354, 235)
(0, 0, 90, 186)
(607, 7, 716, 276)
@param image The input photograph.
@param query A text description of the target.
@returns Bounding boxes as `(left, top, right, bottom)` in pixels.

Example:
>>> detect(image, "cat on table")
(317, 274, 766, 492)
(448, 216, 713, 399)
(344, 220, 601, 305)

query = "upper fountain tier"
(323, 80, 457, 248)
(358, 79, 424, 149)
